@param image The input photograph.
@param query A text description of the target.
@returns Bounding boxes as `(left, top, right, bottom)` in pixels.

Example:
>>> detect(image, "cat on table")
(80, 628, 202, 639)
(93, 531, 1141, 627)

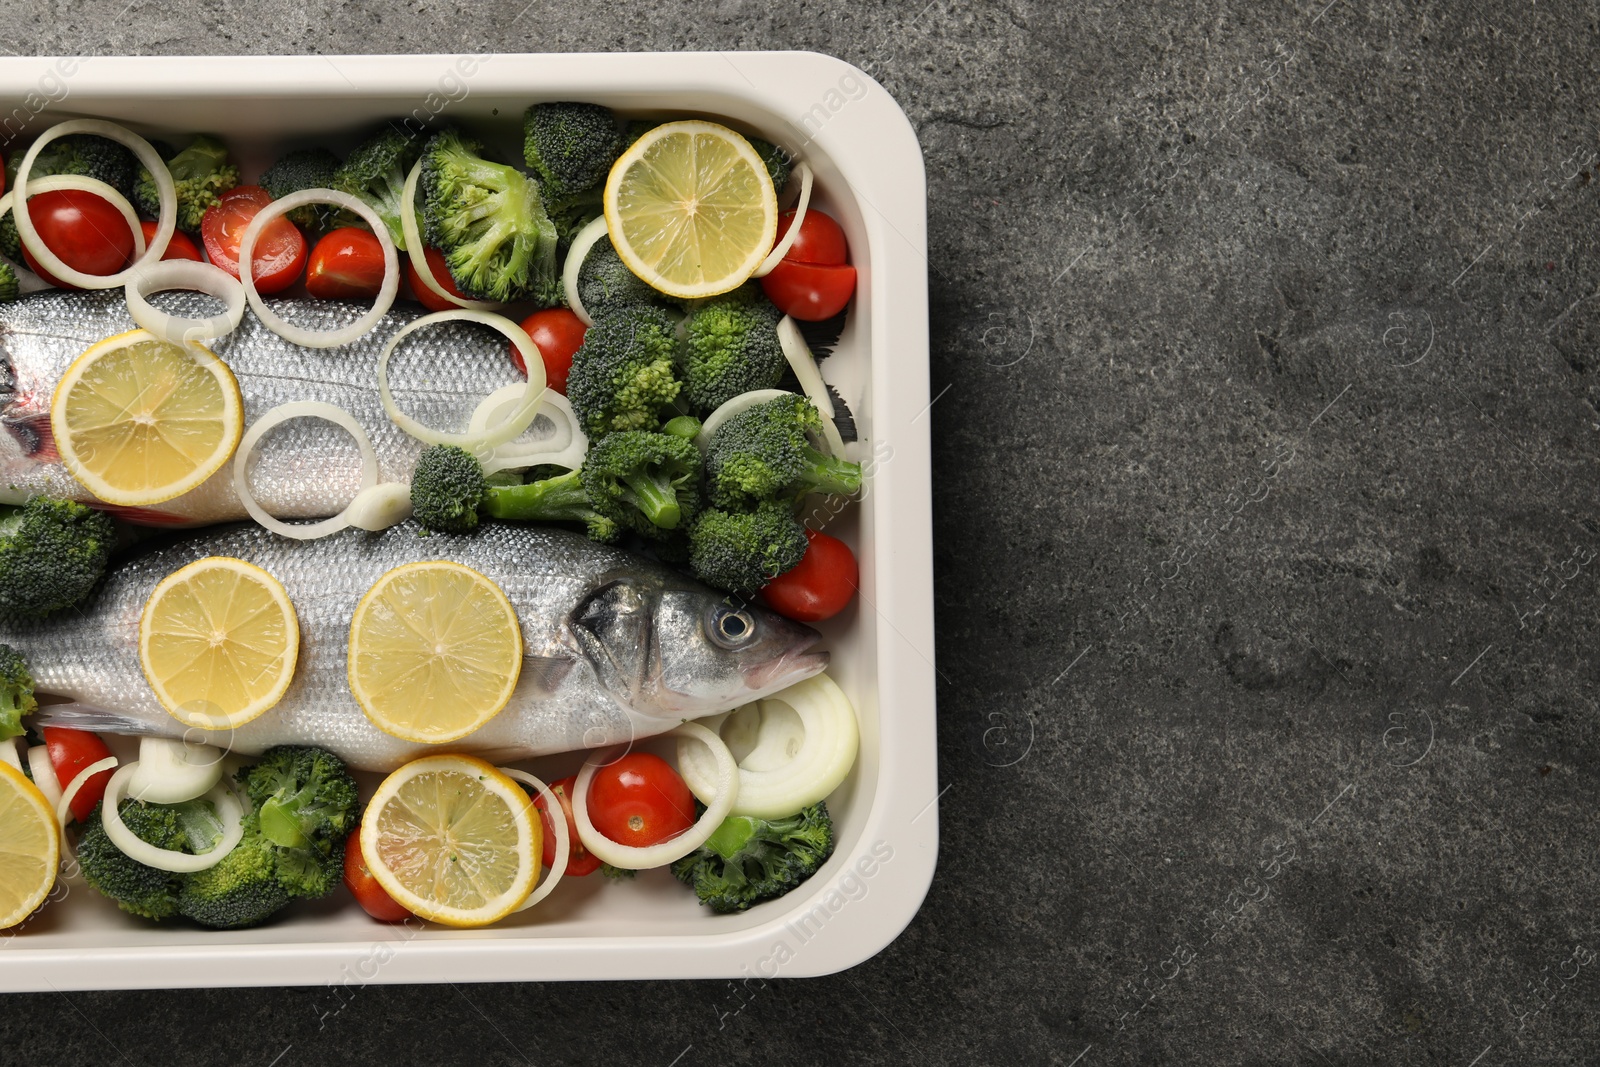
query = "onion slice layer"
(234, 401, 379, 540)
(100, 762, 245, 873)
(498, 767, 570, 912)
(125, 260, 246, 344)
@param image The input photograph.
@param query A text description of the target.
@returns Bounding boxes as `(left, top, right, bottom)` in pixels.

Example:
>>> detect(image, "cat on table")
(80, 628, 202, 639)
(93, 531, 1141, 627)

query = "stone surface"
(3, 2, 1600, 1064)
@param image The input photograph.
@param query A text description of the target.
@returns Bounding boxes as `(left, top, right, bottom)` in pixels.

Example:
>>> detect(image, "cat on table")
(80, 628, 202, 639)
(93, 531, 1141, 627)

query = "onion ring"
(378, 310, 547, 452)
(233, 401, 379, 540)
(26, 744, 63, 812)
(12, 119, 174, 288)
(572, 722, 739, 870)
(56, 755, 117, 828)
(471, 385, 587, 474)
(776, 316, 847, 457)
(498, 768, 570, 912)
(124, 259, 245, 344)
(399, 159, 505, 312)
(100, 762, 244, 873)
(752, 161, 815, 278)
(238, 188, 399, 348)
(561, 215, 611, 327)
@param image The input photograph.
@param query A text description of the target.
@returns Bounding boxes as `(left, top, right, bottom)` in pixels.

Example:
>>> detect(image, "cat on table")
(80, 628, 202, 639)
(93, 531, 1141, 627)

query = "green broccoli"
(176, 818, 291, 929)
(661, 415, 703, 441)
(258, 147, 341, 231)
(1, 134, 140, 259)
(134, 134, 240, 233)
(77, 798, 189, 921)
(420, 127, 559, 303)
(0, 261, 18, 303)
(410, 445, 618, 541)
(0, 496, 116, 618)
(576, 237, 665, 318)
(0, 644, 35, 741)
(566, 306, 684, 438)
(240, 745, 359, 899)
(681, 285, 787, 413)
(671, 803, 835, 913)
(687, 502, 809, 593)
(704, 394, 861, 510)
(580, 430, 702, 537)
(748, 137, 793, 192)
(523, 102, 625, 199)
(330, 126, 424, 250)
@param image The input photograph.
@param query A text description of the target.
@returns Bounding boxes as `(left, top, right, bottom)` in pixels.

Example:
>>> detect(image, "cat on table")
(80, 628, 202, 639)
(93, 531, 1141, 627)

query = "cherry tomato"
(586, 753, 695, 849)
(760, 259, 857, 321)
(405, 247, 470, 312)
(760, 528, 859, 622)
(138, 221, 202, 261)
(306, 227, 387, 301)
(43, 727, 115, 824)
(342, 834, 412, 922)
(511, 308, 586, 393)
(200, 185, 306, 295)
(534, 775, 603, 876)
(17, 189, 135, 288)
(773, 208, 849, 266)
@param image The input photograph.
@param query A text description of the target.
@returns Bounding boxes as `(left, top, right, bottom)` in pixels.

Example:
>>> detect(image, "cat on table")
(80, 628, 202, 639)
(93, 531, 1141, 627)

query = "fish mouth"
(743, 631, 830, 692)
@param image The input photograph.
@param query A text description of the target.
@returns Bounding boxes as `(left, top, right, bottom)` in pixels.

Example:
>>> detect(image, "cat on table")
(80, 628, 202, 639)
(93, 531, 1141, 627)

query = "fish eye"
(708, 606, 756, 649)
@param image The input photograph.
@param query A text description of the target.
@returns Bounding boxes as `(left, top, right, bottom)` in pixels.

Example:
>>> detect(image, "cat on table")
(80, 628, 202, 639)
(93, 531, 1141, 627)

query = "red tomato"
(138, 221, 202, 262)
(306, 227, 387, 301)
(534, 775, 603, 876)
(760, 528, 859, 621)
(404, 247, 470, 312)
(42, 727, 114, 824)
(586, 753, 695, 849)
(760, 259, 857, 321)
(773, 208, 849, 266)
(200, 185, 306, 295)
(342, 834, 412, 922)
(511, 308, 586, 393)
(17, 189, 135, 288)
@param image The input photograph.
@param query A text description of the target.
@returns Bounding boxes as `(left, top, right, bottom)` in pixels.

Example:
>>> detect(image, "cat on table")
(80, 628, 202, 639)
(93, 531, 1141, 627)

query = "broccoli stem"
(799, 446, 863, 498)
(704, 815, 761, 859)
(482, 469, 594, 523)
(620, 468, 682, 529)
(258, 796, 308, 848)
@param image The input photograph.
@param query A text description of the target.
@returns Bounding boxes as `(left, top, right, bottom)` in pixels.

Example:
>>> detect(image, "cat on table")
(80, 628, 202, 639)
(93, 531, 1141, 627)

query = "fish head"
(570, 573, 829, 717)
(0, 327, 60, 499)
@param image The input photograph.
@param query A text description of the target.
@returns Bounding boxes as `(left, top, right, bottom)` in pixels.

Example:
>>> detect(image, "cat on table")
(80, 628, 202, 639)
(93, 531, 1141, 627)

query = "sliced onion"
(56, 755, 117, 828)
(127, 737, 222, 804)
(125, 260, 245, 344)
(471, 385, 587, 474)
(678, 672, 859, 821)
(0, 737, 20, 771)
(399, 159, 505, 312)
(27, 744, 62, 811)
(345, 482, 414, 532)
(752, 161, 814, 278)
(234, 401, 379, 539)
(378, 310, 547, 452)
(561, 215, 611, 327)
(572, 722, 739, 870)
(693, 388, 795, 455)
(100, 762, 244, 873)
(777, 316, 847, 458)
(239, 188, 399, 348)
(497, 768, 569, 912)
(12, 119, 174, 288)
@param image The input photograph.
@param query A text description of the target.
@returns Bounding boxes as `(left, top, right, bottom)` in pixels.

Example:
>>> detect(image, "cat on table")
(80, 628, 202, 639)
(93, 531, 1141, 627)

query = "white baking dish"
(0, 50, 935, 989)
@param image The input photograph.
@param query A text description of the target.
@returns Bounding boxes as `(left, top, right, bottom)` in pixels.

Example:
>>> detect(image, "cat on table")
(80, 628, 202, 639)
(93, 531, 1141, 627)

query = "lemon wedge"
(0, 761, 60, 930)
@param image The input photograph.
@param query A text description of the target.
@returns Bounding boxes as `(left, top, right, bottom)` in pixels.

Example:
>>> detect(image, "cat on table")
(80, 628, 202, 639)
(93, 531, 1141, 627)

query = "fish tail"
(30, 702, 178, 739)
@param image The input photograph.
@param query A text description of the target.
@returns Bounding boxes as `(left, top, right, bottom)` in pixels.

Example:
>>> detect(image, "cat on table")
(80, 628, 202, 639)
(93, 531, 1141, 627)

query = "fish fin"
(93, 503, 191, 527)
(30, 703, 170, 737)
(3, 413, 57, 462)
(521, 653, 578, 696)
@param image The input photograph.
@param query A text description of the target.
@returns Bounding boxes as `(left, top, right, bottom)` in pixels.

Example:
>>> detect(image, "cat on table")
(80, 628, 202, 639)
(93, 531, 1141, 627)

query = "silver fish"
(16, 521, 826, 771)
(0, 289, 551, 526)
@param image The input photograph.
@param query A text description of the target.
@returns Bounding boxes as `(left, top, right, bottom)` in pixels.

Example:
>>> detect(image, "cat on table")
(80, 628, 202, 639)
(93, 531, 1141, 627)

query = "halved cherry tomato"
(773, 208, 849, 266)
(534, 775, 603, 876)
(306, 227, 387, 301)
(404, 247, 470, 312)
(138, 220, 202, 262)
(761, 259, 857, 321)
(43, 727, 115, 824)
(760, 528, 859, 622)
(586, 753, 695, 849)
(343, 834, 412, 922)
(511, 308, 586, 393)
(18, 189, 135, 289)
(200, 185, 306, 295)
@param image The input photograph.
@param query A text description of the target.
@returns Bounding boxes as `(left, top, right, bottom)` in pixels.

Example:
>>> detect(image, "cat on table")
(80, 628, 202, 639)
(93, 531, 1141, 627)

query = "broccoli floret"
(77, 799, 189, 921)
(671, 803, 835, 913)
(687, 502, 809, 593)
(0, 644, 35, 741)
(0, 134, 140, 258)
(566, 306, 684, 438)
(0, 261, 18, 303)
(0, 496, 116, 618)
(330, 126, 424, 250)
(704, 394, 862, 510)
(681, 285, 787, 413)
(134, 134, 240, 233)
(420, 127, 559, 303)
(748, 137, 792, 192)
(580, 430, 702, 538)
(176, 817, 292, 929)
(258, 147, 341, 231)
(523, 102, 625, 199)
(576, 237, 665, 318)
(410, 444, 619, 541)
(239, 745, 359, 899)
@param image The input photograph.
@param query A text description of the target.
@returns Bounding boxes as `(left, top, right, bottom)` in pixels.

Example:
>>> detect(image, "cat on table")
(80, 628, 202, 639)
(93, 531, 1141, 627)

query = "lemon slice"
(51, 329, 243, 507)
(360, 754, 540, 927)
(347, 561, 522, 744)
(139, 556, 300, 730)
(603, 120, 778, 299)
(0, 761, 60, 929)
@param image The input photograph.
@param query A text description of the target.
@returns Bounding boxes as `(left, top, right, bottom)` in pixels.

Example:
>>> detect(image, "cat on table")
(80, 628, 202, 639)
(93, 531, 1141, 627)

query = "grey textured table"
(5, 3, 1600, 1065)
